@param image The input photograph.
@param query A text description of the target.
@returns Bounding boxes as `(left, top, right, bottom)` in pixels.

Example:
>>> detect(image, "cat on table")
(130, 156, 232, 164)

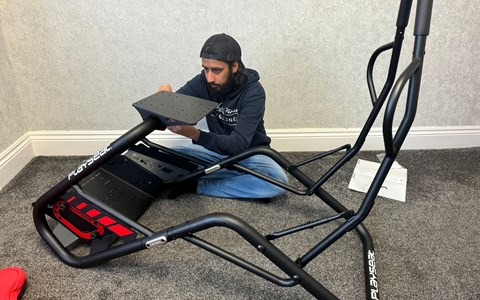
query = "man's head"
(200, 33, 247, 95)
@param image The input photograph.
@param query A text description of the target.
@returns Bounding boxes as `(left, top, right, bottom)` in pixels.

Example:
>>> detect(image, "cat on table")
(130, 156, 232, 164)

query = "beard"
(208, 72, 235, 97)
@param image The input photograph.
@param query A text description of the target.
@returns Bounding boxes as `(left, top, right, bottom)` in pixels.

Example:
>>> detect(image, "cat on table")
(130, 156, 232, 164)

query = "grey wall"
(1, 1, 479, 154)
(0, 19, 25, 152)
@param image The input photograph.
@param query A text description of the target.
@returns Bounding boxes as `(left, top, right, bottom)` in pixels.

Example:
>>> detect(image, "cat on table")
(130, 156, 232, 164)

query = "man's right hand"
(158, 84, 172, 92)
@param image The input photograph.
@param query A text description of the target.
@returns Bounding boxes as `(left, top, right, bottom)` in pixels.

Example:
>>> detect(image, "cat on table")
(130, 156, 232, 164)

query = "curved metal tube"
(383, 59, 422, 156)
(367, 42, 394, 105)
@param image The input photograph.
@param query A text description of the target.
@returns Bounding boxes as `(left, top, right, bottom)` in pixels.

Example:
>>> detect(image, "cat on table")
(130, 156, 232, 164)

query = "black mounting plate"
(133, 91, 218, 125)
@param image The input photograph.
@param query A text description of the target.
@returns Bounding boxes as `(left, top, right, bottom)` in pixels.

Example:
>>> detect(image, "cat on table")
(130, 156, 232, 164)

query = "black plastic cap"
(200, 33, 242, 62)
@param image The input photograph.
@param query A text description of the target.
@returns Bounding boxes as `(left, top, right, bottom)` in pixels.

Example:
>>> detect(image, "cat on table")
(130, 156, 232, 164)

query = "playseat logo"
(68, 146, 112, 180)
(368, 250, 379, 300)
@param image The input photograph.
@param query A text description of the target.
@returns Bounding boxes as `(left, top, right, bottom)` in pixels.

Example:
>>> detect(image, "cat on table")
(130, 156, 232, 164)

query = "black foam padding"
(133, 91, 218, 125)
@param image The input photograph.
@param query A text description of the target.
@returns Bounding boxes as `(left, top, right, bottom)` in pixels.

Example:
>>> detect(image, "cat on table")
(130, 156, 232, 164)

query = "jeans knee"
(263, 183, 288, 198)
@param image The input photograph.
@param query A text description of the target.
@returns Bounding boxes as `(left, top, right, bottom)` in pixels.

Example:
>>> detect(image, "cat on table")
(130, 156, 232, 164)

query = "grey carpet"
(0, 148, 479, 300)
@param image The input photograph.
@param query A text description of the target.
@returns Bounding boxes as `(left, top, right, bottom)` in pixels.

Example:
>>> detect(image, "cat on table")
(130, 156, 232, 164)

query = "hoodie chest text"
(211, 106, 239, 125)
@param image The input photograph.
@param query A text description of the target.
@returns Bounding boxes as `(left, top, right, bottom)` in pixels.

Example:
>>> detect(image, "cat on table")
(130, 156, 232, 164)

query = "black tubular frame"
(32, 1, 433, 299)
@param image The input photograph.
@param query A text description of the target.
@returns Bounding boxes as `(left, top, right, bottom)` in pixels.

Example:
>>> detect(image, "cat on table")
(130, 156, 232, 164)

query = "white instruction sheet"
(348, 158, 407, 202)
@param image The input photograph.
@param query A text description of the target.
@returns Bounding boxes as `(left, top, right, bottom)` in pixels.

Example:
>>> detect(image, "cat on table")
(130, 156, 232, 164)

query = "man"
(159, 33, 288, 199)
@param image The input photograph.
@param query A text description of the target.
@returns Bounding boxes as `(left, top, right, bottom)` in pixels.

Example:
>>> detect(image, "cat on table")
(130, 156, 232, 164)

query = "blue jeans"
(172, 145, 289, 199)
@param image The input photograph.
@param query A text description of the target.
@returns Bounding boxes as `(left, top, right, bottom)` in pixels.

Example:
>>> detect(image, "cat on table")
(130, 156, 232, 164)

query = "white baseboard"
(0, 133, 35, 190)
(269, 126, 480, 151)
(28, 130, 191, 156)
(1, 126, 479, 190)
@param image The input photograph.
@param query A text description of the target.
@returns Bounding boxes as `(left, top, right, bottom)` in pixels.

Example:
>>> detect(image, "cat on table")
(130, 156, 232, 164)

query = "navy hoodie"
(176, 69, 270, 155)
